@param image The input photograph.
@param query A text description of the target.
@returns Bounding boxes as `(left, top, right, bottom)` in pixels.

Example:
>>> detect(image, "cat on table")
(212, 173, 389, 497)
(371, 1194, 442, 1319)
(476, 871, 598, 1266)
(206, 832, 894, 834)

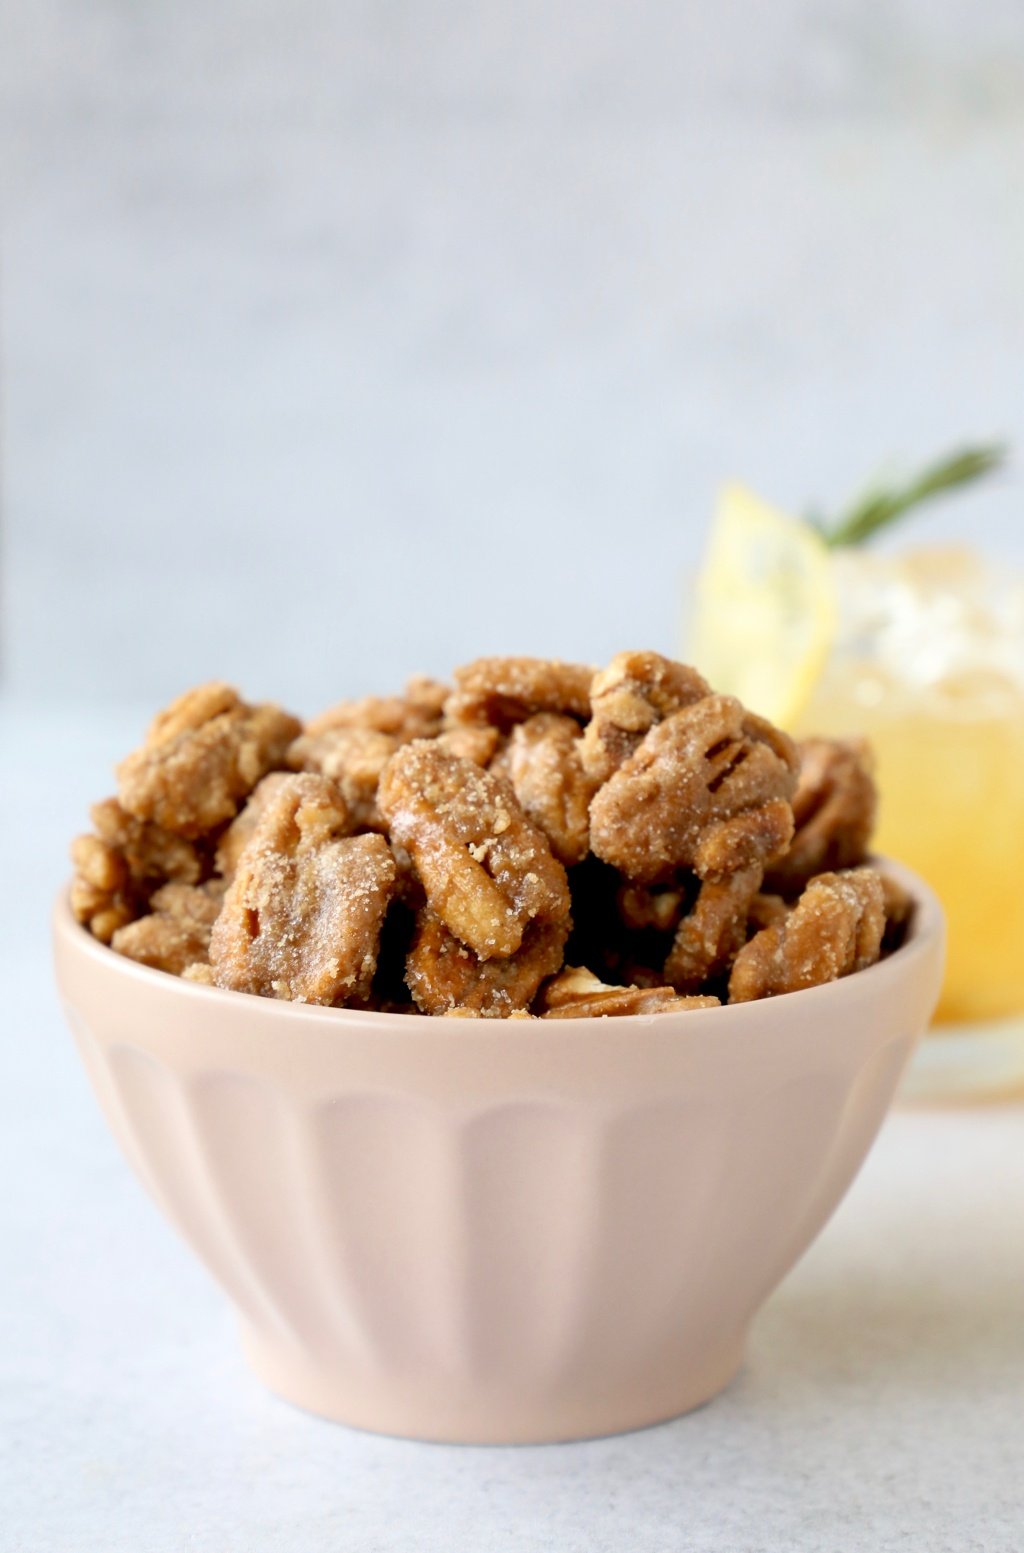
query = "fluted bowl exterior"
(52, 862, 944, 1443)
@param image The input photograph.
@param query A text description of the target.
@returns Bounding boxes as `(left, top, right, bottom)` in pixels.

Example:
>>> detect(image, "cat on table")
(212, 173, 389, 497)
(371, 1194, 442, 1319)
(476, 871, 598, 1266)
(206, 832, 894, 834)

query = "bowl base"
(239, 1325, 747, 1444)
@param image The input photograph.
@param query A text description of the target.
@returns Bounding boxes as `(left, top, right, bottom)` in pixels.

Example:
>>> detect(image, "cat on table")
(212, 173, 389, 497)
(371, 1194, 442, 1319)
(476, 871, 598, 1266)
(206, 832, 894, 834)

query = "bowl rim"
(53, 856, 944, 1033)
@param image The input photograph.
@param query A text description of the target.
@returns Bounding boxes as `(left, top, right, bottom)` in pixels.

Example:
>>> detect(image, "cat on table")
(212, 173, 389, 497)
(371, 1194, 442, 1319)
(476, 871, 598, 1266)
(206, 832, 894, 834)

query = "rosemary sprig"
(814, 443, 1006, 549)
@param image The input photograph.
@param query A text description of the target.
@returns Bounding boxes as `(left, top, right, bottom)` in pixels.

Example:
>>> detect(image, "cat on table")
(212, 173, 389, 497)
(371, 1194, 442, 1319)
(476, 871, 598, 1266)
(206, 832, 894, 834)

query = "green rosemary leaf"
(820, 443, 1007, 549)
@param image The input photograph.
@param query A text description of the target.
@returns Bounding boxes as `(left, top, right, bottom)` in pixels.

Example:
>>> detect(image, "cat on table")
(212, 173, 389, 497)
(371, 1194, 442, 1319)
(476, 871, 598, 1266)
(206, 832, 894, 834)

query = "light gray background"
(4, 0, 1024, 714)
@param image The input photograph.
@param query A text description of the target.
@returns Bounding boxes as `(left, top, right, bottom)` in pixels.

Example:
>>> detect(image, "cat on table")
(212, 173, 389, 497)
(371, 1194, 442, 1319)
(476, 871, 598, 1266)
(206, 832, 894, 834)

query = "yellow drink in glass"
(691, 489, 1024, 1097)
(798, 549, 1024, 1026)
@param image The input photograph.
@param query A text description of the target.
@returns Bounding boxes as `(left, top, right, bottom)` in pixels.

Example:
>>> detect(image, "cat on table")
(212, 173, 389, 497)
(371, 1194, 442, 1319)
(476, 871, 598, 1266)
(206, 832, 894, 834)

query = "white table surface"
(4, 699, 1024, 1553)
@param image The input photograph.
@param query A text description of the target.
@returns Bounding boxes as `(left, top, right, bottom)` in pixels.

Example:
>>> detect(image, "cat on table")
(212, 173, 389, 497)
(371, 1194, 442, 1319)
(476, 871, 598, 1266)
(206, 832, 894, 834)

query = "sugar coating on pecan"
(209, 773, 394, 1003)
(589, 694, 798, 884)
(541, 965, 719, 1018)
(214, 772, 292, 881)
(491, 713, 597, 866)
(435, 723, 504, 766)
(116, 682, 300, 837)
(580, 652, 710, 784)
(92, 796, 204, 884)
(728, 867, 886, 1003)
(287, 725, 398, 830)
(765, 737, 877, 894)
(406, 908, 569, 1016)
(69, 855, 136, 944)
(305, 675, 449, 741)
(445, 656, 594, 729)
(445, 1007, 536, 1020)
(378, 742, 571, 960)
(111, 880, 226, 976)
(664, 866, 763, 994)
(181, 961, 215, 984)
(747, 891, 790, 933)
(70, 797, 205, 941)
(435, 723, 503, 767)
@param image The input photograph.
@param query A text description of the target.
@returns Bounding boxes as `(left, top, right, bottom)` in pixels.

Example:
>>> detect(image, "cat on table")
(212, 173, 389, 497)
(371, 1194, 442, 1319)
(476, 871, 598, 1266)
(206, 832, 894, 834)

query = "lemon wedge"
(688, 482, 837, 728)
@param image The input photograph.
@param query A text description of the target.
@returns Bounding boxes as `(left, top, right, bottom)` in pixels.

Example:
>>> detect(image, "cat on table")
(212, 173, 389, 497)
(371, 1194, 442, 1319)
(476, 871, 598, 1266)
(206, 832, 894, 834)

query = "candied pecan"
(92, 797, 204, 885)
(765, 738, 877, 894)
(664, 866, 763, 994)
(445, 656, 594, 729)
(287, 725, 398, 830)
(446, 1007, 536, 1020)
(541, 965, 719, 1018)
(589, 694, 798, 884)
(117, 683, 300, 837)
(728, 867, 886, 1003)
(406, 908, 569, 1016)
(435, 723, 503, 766)
(69, 866, 136, 944)
(209, 774, 394, 1004)
(214, 772, 292, 880)
(70, 797, 205, 941)
(111, 881, 226, 976)
(181, 962, 215, 984)
(748, 891, 790, 933)
(580, 652, 710, 783)
(378, 742, 570, 960)
(305, 676, 448, 740)
(491, 713, 597, 866)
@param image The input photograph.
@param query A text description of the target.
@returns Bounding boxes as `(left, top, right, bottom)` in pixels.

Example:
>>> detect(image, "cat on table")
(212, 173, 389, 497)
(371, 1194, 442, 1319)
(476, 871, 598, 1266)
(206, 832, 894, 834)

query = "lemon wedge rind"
(688, 482, 837, 729)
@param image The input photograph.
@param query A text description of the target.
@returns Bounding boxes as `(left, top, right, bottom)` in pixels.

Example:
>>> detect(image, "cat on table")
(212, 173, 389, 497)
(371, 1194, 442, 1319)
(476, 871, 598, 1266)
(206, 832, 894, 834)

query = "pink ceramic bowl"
(53, 860, 943, 1444)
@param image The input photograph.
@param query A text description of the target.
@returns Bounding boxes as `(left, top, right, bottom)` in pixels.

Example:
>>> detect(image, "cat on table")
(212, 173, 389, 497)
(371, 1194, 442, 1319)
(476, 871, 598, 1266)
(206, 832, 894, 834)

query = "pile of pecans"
(70, 654, 912, 1017)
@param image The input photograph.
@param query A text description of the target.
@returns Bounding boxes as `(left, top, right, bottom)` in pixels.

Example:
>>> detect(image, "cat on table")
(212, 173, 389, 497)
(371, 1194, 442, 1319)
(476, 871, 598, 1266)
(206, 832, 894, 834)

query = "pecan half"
(209, 773, 394, 1003)
(580, 651, 710, 784)
(541, 965, 719, 1018)
(406, 908, 569, 1016)
(287, 725, 398, 830)
(765, 737, 877, 894)
(589, 694, 798, 883)
(445, 656, 594, 729)
(112, 880, 226, 976)
(70, 797, 205, 941)
(378, 742, 570, 959)
(729, 867, 886, 1002)
(664, 866, 764, 993)
(117, 682, 300, 837)
(492, 712, 597, 865)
